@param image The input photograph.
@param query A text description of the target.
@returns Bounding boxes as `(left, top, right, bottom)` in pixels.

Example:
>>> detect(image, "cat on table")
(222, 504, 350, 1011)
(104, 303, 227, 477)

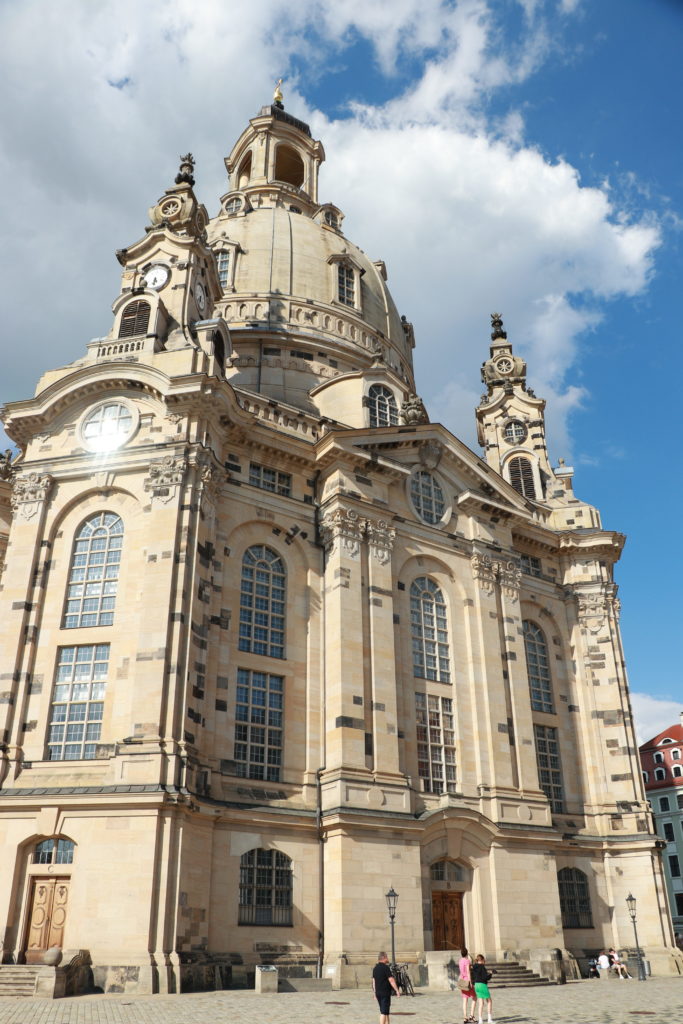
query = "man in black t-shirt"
(372, 951, 400, 1024)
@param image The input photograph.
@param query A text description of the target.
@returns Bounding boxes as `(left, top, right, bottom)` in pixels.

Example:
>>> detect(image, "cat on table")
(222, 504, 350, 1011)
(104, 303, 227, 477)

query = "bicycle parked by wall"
(391, 962, 415, 995)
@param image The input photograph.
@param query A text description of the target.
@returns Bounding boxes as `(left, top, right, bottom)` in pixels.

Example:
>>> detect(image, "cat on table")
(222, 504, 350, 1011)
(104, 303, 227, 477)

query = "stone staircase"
(0, 965, 42, 997)
(486, 961, 553, 987)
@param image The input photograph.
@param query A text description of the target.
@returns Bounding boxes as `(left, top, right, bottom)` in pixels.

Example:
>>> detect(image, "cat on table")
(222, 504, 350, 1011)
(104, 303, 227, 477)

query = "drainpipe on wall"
(314, 469, 326, 979)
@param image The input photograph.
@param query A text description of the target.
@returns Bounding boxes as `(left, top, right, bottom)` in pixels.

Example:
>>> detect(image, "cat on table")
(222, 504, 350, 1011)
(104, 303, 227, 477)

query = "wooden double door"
(432, 891, 464, 951)
(23, 877, 70, 964)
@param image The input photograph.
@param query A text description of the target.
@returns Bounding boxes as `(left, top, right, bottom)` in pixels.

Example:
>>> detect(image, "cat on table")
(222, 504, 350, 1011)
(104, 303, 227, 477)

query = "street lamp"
(625, 892, 647, 981)
(385, 887, 399, 966)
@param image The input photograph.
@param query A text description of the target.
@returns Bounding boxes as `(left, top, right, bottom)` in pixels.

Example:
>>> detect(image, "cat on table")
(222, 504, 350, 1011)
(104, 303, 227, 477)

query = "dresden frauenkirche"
(0, 94, 680, 996)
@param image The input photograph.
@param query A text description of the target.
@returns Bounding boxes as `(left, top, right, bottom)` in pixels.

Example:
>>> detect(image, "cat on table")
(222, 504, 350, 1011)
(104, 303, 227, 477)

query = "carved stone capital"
(471, 553, 520, 600)
(320, 508, 365, 560)
(366, 518, 396, 565)
(11, 472, 53, 520)
(575, 588, 609, 634)
(144, 454, 186, 504)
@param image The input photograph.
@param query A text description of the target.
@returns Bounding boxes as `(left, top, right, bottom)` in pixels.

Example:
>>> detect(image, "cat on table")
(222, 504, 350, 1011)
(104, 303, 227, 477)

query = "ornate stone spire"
(147, 153, 208, 238)
(480, 312, 526, 393)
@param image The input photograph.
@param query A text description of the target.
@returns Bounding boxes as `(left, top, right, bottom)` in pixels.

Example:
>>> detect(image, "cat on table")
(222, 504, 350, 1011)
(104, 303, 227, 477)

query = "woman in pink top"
(457, 947, 476, 1023)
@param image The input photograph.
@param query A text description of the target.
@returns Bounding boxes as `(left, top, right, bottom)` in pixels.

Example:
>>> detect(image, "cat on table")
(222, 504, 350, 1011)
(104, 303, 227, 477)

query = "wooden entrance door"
(432, 891, 464, 951)
(23, 878, 70, 964)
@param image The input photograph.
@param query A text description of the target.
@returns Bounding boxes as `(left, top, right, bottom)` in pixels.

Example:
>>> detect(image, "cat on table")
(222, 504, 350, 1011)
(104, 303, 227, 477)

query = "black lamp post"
(386, 887, 399, 966)
(625, 892, 647, 981)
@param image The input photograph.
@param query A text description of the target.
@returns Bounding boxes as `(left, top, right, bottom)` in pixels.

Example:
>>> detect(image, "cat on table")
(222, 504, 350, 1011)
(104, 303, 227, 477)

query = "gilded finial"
(273, 78, 284, 108)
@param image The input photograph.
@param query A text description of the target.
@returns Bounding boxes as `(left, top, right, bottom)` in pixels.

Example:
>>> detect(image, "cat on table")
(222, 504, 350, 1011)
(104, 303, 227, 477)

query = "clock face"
(195, 281, 207, 312)
(143, 265, 169, 290)
(496, 357, 513, 374)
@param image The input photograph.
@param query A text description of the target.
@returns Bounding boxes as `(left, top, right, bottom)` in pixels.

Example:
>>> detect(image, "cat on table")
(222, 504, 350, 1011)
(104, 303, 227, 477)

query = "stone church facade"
(0, 100, 679, 994)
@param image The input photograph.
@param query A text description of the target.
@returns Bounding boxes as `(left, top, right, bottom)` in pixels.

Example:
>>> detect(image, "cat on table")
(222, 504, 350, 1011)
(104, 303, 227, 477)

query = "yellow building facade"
(0, 102, 680, 994)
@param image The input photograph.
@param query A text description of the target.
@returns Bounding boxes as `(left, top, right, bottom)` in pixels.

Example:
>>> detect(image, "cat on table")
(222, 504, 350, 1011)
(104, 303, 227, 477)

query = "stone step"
(484, 961, 553, 988)
(278, 977, 333, 992)
(0, 966, 41, 997)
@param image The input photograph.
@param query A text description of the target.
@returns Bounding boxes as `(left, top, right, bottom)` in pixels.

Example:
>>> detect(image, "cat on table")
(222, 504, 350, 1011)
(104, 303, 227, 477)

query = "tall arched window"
(63, 513, 124, 629)
(239, 546, 286, 658)
(558, 867, 593, 928)
(118, 300, 150, 339)
(508, 456, 536, 499)
(368, 385, 398, 427)
(523, 620, 554, 713)
(410, 577, 450, 682)
(239, 848, 293, 926)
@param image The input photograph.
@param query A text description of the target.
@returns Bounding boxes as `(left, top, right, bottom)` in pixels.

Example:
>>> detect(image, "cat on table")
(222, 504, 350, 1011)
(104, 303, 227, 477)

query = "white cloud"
(631, 694, 682, 747)
(0, 0, 661, 466)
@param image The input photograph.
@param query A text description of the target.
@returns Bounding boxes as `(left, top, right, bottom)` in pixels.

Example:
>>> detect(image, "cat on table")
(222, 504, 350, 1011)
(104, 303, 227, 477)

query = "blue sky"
(0, 0, 680, 740)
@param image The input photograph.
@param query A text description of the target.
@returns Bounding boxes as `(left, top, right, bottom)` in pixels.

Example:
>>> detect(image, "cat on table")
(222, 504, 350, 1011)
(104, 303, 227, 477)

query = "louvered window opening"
(508, 456, 536, 498)
(118, 300, 151, 338)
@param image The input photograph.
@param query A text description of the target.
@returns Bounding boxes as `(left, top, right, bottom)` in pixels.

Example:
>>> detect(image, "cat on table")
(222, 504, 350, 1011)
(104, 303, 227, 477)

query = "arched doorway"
(21, 837, 75, 963)
(430, 859, 469, 951)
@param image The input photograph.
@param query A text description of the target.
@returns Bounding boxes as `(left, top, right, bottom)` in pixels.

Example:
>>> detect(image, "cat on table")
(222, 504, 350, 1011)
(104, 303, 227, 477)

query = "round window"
(504, 419, 527, 444)
(225, 197, 242, 215)
(410, 470, 446, 525)
(81, 402, 135, 452)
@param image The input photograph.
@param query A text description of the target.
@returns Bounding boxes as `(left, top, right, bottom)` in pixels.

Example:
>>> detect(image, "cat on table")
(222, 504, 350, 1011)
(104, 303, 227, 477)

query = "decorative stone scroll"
(320, 510, 396, 563)
(11, 472, 53, 521)
(400, 393, 429, 426)
(144, 455, 186, 504)
(471, 553, 521, 600)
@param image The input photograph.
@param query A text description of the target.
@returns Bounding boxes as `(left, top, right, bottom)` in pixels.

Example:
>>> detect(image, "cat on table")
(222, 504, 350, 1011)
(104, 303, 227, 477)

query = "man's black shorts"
(376, 995, 392, 1015)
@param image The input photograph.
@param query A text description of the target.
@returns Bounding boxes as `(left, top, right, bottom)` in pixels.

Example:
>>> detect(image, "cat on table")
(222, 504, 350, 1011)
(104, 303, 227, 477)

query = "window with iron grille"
(504, 419, 527, 444)
(33, 838, 75, 865)
(508, 455, 536, 498)
(217, 250, 230, 289)
(239, 848, 292, 926)
(558, 867, 593, 928)
(234, 669, 284, 782)
(368, 385, 398, 427)
(62, 512, 123, 628)
(239, 546, 286, 658)
(520, 554, 542, 577)
(410, 471, 445, 524)
(410, 577, 450, 682)
(523, 620, 554, 713)
(47, 645, 108, 761)
(415, 692, 456, 794)
(534, 724, 565, 813)
(118, 300, 150, 338)
(249, 462, 291, 497)
(338, 264, 355, 306)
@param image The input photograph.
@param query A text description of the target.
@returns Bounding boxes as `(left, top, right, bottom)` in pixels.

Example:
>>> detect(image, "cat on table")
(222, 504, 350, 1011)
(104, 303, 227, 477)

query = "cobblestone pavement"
(0, 979, 682, 1024)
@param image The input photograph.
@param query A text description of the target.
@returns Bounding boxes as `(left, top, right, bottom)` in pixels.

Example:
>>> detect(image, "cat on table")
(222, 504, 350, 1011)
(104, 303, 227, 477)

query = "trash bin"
(255, 964, 278, 993)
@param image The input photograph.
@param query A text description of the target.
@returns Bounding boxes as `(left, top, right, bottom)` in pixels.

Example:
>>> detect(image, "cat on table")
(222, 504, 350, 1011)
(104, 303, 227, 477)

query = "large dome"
(204, 105, 416, 413)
